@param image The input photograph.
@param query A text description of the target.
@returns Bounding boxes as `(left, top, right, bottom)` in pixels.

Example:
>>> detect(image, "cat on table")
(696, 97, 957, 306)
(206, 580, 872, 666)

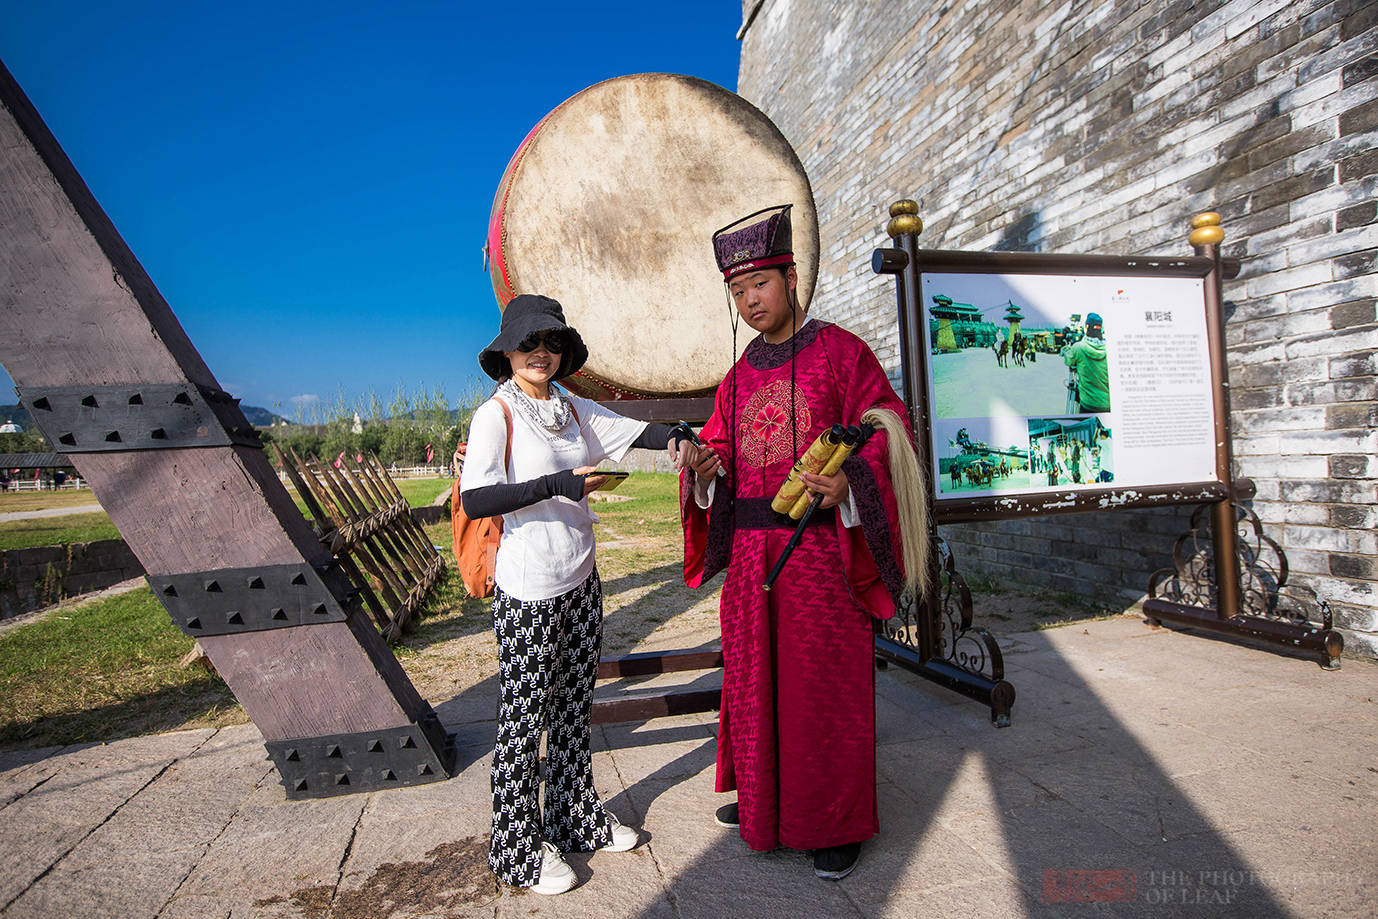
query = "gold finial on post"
(887, 199, 923, 239)
(1189, 212, 1225, 247)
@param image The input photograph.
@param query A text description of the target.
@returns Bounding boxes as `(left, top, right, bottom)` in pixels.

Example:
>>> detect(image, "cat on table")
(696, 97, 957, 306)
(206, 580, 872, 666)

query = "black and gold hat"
(712, 204, 795, 281)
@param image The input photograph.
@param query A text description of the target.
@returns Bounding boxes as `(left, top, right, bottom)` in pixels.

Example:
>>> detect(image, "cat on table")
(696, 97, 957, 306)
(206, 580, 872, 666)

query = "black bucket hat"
(478, 294, 590, 381)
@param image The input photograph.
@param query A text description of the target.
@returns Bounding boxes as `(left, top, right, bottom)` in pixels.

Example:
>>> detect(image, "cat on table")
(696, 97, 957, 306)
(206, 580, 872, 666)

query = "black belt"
(734, 497, 835, 530)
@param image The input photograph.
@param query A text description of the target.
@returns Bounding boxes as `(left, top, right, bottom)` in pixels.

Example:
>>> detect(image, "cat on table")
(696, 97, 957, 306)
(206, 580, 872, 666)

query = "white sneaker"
(599, 811, 640, 852)
(530, 841, 576, 895)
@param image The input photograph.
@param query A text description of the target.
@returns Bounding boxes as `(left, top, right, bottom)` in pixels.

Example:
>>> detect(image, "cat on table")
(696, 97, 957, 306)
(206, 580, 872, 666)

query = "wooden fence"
(276, 448, 445, 640)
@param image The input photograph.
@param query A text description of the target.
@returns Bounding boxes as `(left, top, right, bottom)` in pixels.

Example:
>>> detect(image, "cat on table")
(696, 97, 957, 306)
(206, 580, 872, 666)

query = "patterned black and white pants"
(489, 569, 614, 886)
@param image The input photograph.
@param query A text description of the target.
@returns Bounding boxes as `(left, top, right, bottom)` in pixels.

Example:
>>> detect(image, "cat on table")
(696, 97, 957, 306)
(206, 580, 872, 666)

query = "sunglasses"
(514, 331, 568, 353)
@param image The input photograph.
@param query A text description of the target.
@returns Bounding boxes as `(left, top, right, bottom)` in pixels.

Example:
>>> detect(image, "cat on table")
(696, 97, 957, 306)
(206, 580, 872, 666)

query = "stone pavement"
(0, 504, 102, 522)
(1, 616, 1374, 918)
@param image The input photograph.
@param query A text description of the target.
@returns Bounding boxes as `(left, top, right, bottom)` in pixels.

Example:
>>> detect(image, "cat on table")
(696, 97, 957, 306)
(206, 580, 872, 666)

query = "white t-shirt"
(461, 389, 647, 601)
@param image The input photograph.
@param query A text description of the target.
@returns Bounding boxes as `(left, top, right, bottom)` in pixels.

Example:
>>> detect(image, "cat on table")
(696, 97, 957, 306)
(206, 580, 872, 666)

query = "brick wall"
(736, 0, 1377, 654)
(0, 538, 144, 619)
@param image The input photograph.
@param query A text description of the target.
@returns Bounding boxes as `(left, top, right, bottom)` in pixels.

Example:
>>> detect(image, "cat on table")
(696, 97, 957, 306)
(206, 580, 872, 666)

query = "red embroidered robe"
(682, 320, 909, 851)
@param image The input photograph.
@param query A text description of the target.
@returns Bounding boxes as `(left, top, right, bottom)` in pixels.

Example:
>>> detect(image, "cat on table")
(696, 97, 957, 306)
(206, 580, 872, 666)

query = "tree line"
(0, 429, 49, 455)
(259, 385, 487, 468)
(0, 386, 490, 469)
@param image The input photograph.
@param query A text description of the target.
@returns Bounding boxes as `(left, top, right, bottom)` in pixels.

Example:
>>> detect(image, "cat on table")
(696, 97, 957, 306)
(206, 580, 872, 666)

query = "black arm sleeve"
(461, 469, 585, 518)
(630, 422, 684, 450)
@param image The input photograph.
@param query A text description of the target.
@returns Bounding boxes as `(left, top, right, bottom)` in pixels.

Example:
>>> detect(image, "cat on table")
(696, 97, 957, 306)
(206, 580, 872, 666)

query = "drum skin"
(487, 73, 818, 399)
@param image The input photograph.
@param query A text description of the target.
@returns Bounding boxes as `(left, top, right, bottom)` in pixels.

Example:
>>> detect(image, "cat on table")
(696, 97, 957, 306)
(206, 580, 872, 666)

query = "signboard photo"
(918, 270, 1218, 500)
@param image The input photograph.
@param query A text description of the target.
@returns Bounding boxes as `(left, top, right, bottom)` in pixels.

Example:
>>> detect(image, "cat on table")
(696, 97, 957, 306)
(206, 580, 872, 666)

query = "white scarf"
(499, 379, 572, 433)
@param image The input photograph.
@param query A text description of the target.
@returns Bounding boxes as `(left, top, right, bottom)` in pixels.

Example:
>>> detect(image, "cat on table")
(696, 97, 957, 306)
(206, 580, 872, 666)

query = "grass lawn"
(0, 471, 1110, 751)
(0, 475, 448, 517)
(0, 476, 451, 553)
(0, 511, 120, 551)
(0, 474, 682, 751)
(392, 476, 453, 508)
(586, 473, 682, 579)
(0, 568, 489, 750)
(0, 588, 242, 748)
(0, 499, 470, 750)
(282, 475, 451, 517)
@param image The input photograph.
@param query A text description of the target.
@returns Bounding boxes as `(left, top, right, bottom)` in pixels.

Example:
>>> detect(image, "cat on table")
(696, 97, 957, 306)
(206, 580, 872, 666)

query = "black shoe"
(813, 842, 861, 880)
(714, 802, 739, 828)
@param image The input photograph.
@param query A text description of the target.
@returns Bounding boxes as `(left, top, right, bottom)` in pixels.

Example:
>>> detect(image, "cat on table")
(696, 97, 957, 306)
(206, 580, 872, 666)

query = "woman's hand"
(669, 437, 697, 471)
(800, 469, 849, 509)
(574, 465, 608, 498)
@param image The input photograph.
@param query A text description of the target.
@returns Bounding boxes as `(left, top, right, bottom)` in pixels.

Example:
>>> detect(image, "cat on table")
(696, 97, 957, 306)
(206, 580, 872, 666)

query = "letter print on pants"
(489, 570, 614, 886)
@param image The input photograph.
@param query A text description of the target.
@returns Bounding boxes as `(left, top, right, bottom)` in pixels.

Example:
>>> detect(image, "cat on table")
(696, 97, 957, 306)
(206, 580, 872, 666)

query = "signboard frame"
(888, 249, 1236, 525)
(873, 206, 1340, 689)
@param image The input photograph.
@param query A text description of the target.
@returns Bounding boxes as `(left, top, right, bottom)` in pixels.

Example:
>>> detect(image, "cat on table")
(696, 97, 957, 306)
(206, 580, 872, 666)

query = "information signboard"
(919, 270, 1218, 501)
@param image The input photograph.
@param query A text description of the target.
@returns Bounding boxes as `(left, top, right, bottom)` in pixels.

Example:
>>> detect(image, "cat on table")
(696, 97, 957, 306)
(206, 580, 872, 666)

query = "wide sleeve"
(830, 328, 912, 619)
(458, 400, 509, 492)
(680, 379, 736, 588)
(567, 393, 648, 467)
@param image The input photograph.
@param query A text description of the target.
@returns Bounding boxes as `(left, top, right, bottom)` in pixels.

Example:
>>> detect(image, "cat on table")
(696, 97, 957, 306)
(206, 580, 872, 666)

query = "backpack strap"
(492, 396, 514, 470)
(484, 397, 515, 540)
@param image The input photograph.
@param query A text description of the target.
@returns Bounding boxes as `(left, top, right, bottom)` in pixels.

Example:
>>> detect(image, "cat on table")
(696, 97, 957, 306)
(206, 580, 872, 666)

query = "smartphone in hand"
(590, 471, 630, 491)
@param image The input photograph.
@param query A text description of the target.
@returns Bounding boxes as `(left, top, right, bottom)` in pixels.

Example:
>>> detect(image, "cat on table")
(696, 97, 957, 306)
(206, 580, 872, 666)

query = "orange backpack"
(451, 398, 512, 598)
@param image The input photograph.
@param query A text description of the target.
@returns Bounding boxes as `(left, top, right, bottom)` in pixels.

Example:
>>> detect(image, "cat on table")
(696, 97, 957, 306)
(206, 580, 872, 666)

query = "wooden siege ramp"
(0, 61, 453, 798)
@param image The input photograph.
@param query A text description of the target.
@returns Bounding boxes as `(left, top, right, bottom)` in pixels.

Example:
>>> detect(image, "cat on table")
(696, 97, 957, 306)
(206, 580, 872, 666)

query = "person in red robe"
(681, 205, 915, 881)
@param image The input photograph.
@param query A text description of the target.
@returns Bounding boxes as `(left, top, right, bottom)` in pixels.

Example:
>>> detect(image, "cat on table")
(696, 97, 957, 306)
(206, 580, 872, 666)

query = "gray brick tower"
(735, 0, 1377, 655)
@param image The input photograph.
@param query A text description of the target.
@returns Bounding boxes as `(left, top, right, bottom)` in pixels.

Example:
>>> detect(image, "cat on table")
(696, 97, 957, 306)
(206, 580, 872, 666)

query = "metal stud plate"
(147, 561, 358, 636)
(265, 711, 456, 799)
(17, 383, 260, 452)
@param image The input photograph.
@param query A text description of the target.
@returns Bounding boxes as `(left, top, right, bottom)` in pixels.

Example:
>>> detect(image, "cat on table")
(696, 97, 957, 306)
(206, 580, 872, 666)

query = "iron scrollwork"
(879, 536, 1007, 683)
(1148, 501, 1333, 631)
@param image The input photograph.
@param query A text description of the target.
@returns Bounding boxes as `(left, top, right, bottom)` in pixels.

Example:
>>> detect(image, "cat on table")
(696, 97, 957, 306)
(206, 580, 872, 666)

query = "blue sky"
(2, 1, 742, 420)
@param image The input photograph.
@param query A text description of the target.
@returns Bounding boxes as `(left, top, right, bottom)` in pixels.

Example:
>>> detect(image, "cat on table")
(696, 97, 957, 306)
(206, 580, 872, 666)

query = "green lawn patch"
(0, 473, 685, 751)
(0, 588, 243, 749)
(591, 472, 681, 537)
(283, 476, 449, 519)
(0, 511, 121, 551)
(392, 477, 453, 508)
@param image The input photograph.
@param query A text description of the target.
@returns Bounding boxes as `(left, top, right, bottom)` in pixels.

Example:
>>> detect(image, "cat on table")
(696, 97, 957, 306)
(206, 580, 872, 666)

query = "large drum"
(487, 73, 817, 400)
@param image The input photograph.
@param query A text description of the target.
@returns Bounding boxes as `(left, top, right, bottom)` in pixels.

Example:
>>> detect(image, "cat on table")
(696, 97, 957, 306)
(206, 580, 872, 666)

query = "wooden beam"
(591, 689, 721, 725)
(593, 397, 716, 423)
(597, 649, 723, 680)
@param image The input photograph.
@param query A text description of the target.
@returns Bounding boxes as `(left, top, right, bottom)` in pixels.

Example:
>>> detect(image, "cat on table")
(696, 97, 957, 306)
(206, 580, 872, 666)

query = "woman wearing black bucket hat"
(461, 294, 694, 895)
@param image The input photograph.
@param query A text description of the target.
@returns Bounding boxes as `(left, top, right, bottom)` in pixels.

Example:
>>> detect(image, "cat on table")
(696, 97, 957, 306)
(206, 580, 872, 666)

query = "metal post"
(872, 201, 1015, 724)
(875, 200, 939, 660)
(1143, 211, 1344, 669)
(1190, 213, 1243, 619)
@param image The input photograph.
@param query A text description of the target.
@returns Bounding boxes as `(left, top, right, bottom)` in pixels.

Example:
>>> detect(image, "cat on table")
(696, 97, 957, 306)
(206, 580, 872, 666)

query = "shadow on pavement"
(620, 620, 1306, 917)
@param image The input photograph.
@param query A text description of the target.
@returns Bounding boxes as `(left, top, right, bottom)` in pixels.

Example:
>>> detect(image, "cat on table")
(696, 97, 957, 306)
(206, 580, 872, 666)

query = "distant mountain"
(241, 405, 291, 427)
